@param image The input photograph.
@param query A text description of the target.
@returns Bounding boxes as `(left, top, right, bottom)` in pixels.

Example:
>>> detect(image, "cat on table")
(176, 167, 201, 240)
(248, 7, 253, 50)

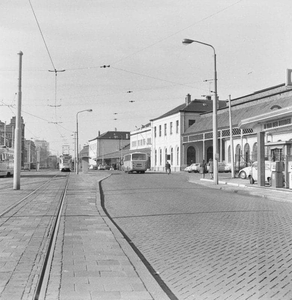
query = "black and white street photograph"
(1, 1, 292, 299)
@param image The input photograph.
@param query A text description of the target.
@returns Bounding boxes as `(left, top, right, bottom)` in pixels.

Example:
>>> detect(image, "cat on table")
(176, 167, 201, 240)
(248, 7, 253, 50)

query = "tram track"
(0, 172, 70, 300)
(0, 174, 64, 219)
(33, 174, 69, 300)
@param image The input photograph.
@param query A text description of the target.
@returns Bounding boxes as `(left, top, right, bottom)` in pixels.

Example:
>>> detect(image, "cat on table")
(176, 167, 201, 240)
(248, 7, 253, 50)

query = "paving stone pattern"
(0, 176, 68, 300)
(48, 173, 167, 300)
(102, 173, 292, 300)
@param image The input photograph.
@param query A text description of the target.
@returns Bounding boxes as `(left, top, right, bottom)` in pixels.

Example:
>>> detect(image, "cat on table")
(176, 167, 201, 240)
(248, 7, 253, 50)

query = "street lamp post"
(182, 38, 218, 184)
(76, 109, 92, 174)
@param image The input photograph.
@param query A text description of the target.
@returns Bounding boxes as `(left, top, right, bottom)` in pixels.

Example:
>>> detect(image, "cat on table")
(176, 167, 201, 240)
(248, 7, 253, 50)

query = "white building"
(182, 83, 292, 183)
(150, 94, 225, 172)
(130, 123, 151, 151)
(88, 131, 130, 168)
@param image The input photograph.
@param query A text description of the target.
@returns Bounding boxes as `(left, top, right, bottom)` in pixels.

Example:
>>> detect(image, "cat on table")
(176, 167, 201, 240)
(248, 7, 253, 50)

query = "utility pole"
(13, 51, 23, 190)
(228, 95, 235, 178)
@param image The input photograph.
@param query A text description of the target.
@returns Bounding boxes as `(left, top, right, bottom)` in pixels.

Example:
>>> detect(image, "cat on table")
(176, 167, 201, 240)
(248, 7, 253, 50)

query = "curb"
(96, 173, 171, 300)
(189, 177, 292, 203)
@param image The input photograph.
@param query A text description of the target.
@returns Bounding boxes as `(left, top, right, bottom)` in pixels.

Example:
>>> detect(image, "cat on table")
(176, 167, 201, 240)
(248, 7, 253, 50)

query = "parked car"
(98, 164, 106, 170)
(249, 161, 277, 185)
(219, 162, 231, 172)
(206, 162, 231, 173)
(238, 164, 253, 179)
(184, 163, 200, 173)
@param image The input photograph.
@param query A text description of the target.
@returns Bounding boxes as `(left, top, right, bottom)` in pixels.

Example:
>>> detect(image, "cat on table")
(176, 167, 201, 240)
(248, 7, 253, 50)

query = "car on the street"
(98, 164, 106, 170)
(238, 164, 253, 179)
(206, 162, 231, 173)
(249, 161, 278, 185)
(184, 163, 200, 173)
(219, 162, 231, 172)
(184, 165, 192, 172)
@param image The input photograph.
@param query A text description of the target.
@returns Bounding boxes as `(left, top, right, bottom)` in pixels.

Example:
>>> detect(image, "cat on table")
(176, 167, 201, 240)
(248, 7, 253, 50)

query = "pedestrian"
(165, 161, 171, 174)
(200, 159, 207, 178)
(208, 158, 213, 179)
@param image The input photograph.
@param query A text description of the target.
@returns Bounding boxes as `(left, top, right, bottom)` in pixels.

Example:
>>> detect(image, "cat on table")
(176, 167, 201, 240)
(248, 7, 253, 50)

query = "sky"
(1, 0, 292, 155)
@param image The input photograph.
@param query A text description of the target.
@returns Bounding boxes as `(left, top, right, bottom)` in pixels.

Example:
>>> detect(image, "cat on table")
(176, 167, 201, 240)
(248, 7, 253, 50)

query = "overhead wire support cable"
(28, 0, 56, 71)
(28, 0, 66, 129)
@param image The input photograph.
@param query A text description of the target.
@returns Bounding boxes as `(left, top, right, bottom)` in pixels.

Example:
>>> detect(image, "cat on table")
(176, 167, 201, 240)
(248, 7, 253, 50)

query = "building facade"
(23, 139, 37, 170)
(150, 94, 226, 172)
(88, 131, 130, 168)
(0, 117, 25, 166)
(34, 139, 50, 169)
(130, 123, 151, 151)
(182, 84, 292, 173)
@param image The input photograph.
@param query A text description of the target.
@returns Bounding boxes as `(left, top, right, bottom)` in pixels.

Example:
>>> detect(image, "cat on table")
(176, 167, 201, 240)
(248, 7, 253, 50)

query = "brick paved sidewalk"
(46, 172, 169, 300)
(187, 172, 292, 203)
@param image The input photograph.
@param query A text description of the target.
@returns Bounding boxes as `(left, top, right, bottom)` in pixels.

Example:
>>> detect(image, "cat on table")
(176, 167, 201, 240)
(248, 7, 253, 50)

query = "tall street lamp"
(76, 109, 92, 174)
(182, 38, 218, 184)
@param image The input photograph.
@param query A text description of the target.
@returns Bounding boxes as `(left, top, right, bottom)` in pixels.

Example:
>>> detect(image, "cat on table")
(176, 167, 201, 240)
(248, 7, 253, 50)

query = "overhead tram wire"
(28, 0, 56, 71)
(48, 69, 65, 124)
(107, 0, 245, 66)
(61, 1, 243, 74)
(25, 0, 244, 93)
(28, 0, 66, 142)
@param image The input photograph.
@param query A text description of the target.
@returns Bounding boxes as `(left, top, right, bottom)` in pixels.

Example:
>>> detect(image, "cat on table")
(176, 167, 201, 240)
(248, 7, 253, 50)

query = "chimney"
(185, 94, 191, 106)
(98, 131, 100, 137)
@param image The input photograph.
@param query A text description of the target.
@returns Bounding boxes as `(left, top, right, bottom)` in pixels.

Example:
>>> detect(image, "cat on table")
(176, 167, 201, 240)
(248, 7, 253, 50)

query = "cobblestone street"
(102, 172, 292, 300)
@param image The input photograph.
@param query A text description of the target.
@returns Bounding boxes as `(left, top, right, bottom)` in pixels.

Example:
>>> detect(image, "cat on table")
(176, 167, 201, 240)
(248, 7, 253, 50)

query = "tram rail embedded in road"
(0, 174, 63, 218)
(33, 173, 69, 300)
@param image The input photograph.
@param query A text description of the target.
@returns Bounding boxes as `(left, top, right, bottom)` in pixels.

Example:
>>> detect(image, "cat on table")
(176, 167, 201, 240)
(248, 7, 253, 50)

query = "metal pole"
(76, 109, 92, 174)
(73, 132, 77, 172)
(4, 122, 6, 147)
(182, 39, 218, 184)
(13, 51, 23, 190)
(76, 114, 79, 174)
(228, 95, 235, 178)
(213, 50, 218, 184)
(28, 141, 31, 171)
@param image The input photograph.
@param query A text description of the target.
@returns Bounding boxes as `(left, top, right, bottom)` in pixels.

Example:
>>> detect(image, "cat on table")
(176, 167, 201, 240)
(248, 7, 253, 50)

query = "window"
(176, 120, 179, 134)
(189, 120, 196, 127)
(176, 147, 179, 165)
(272, 148, 283, 161)
(164, 124, 167, 136)
(244, 143, 250, 164)
(132, 153, 147, 160)
(155, 150, 157, 165)
(159, 125, 161, 137)
(154, 126, 157, 138)
(159, 149, 162, 165)
(124, 155, 131, 161)
(170, 122, 173, 135)
(252, 143, 257, 161)
(170, 148, 173, 164)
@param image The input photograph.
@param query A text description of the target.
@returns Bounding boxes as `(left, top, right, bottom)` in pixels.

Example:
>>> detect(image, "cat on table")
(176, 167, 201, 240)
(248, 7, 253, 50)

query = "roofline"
(199, 83, 291, 117)
(239, 105, 292, 129)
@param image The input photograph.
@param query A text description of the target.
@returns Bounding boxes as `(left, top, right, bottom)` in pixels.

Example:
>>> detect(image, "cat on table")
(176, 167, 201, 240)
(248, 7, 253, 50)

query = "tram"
(0, 146, 14, 177)
(59, 154, 72, 172)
